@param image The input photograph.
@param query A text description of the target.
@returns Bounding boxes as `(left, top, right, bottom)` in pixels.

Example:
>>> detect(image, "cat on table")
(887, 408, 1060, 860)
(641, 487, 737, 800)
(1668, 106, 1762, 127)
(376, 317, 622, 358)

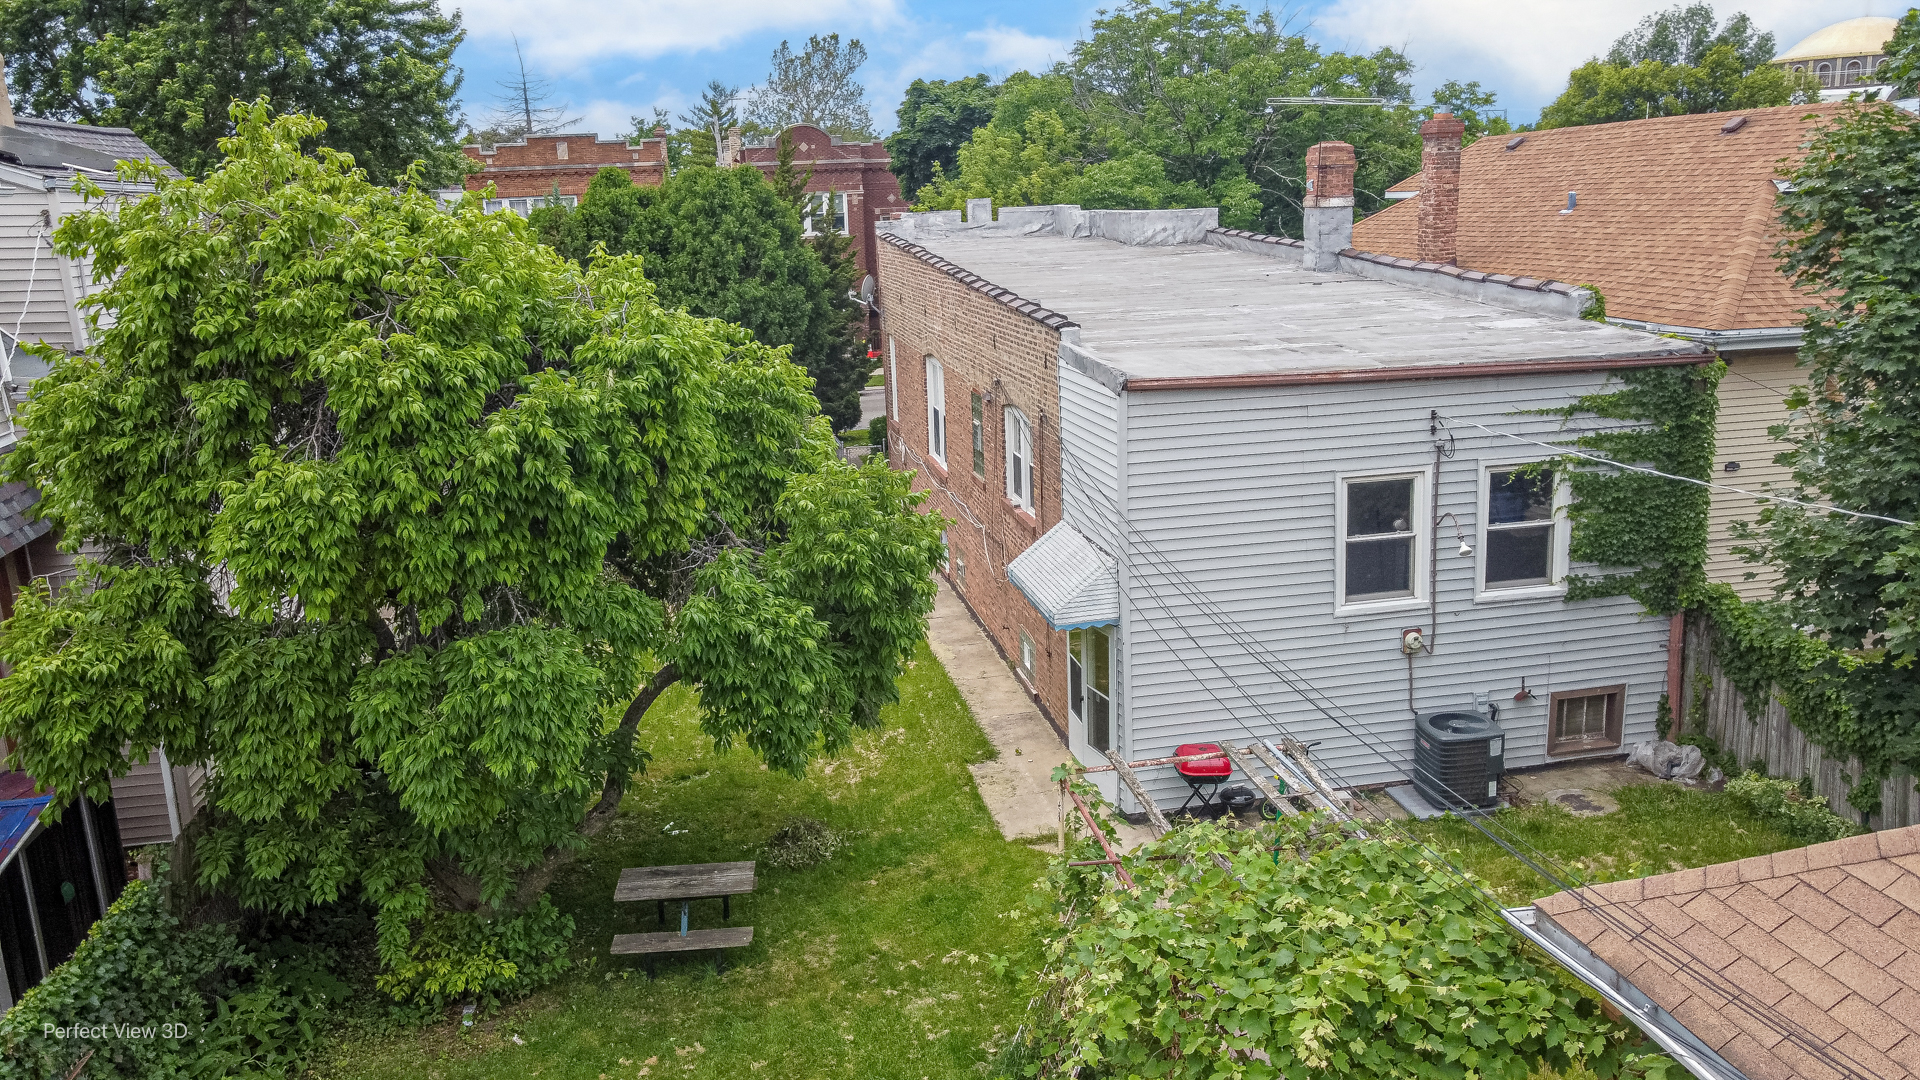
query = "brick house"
(458, 123, 908, 279)
(1352, 103, 1863, 599)
(876, 175, 1707, 809)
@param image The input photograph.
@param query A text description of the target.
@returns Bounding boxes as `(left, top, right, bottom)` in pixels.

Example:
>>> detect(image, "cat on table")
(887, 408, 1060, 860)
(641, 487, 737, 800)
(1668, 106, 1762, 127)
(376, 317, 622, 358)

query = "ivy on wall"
(1548, 361, 1723, 616)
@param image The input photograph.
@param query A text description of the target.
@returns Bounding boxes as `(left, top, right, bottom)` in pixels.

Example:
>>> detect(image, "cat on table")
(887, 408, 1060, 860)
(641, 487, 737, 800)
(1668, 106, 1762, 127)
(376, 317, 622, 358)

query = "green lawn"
(324, 639, 1048, 1080)
(1401, 781, 1804, 906)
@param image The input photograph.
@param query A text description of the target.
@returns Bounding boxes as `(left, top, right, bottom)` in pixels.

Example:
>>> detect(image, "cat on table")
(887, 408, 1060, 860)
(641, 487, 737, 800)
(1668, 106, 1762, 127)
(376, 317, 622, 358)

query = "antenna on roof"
(1266, 97, 1390, 107)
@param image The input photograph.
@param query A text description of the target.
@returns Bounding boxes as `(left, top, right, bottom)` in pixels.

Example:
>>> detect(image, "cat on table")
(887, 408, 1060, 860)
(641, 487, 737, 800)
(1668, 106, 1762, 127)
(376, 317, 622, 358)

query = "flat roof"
(905, 233, 1704, 383)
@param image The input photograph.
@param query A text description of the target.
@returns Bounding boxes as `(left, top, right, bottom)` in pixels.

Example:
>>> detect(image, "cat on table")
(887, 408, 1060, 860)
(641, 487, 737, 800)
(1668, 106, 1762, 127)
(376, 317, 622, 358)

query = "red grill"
(1174, 743, 1231, 816)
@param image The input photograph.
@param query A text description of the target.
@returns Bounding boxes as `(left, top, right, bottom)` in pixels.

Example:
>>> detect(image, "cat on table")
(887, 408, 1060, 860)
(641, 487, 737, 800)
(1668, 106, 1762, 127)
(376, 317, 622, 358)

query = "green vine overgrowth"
(1549, 362, 1722, 616)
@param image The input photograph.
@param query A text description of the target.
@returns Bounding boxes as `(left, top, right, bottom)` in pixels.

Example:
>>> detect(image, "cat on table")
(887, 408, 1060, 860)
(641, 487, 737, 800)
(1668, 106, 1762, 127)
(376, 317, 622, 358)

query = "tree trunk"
(506, 662, 680, 909)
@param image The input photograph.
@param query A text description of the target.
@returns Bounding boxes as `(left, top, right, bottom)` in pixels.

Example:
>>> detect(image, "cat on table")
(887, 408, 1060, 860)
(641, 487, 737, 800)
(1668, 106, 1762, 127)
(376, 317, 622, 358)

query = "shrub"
(764, 817, 844, 869)
(867, 415, 886, 448)
(374, 896, 573, 1011)
(1726, 772, 1861, 844)
(1006, 816, 1675, 1079)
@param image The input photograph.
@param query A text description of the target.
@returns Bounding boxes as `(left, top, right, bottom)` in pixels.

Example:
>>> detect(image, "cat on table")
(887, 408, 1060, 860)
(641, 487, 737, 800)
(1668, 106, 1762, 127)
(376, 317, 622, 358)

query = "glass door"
(1067, 626, 1113, 762)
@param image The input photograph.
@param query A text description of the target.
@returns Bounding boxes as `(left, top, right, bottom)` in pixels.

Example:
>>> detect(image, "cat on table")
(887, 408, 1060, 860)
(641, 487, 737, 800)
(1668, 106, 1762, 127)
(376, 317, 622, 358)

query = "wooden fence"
(1677, 612, 1919, 830)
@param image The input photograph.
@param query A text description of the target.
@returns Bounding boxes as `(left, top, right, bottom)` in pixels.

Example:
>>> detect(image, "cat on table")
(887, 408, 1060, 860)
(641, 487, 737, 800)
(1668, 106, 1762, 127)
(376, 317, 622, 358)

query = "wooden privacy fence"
(1677, 612, 1920, 830)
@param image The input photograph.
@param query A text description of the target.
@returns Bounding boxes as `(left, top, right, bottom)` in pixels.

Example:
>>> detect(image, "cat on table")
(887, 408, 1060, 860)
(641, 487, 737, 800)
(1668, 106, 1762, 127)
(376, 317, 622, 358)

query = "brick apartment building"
(875, 232, 1077, 732)
(459, 123, 908, 278)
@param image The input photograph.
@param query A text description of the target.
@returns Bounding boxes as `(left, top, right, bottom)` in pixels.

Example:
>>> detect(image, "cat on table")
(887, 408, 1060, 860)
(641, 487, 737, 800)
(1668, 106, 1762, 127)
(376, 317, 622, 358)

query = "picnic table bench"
(609, 861, 755, 972)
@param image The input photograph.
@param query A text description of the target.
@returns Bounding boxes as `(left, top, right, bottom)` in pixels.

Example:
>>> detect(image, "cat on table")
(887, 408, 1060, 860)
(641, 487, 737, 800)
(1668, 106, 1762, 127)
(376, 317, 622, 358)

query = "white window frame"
(802, 191, 850, 236)
(1474, 461, 1572, 603)
(924, 355, 946, 465)
(887, 337, 897, 421)
(1333, 468, 1429, 617)
(1004, 406, 1033, 513)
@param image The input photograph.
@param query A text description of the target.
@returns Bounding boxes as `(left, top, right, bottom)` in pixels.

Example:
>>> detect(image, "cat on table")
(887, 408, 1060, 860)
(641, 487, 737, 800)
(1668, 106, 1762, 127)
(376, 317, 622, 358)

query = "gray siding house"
(879, 196, 1710, 812)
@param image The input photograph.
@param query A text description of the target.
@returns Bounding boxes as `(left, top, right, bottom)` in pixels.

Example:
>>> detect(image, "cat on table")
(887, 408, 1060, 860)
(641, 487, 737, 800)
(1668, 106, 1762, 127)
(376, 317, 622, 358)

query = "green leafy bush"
(1725, 772, 1860, 845)
(0, 873, 329, 1079)
(764, 817, 844, 869)
(374, 896, 573, 1010)
(1007, 816, 1673, 1079)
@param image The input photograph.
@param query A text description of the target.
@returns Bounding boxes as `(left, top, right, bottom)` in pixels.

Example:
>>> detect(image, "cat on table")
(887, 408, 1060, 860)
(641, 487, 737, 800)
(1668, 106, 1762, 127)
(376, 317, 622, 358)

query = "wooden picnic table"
(610, 861, 757, 971)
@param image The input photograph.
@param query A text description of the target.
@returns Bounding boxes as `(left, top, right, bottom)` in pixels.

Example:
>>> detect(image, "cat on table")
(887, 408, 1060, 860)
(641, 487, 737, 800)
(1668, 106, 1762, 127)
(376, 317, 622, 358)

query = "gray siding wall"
(0, 189, 79, 353)
(1111, 372, 1676, 810)
(109, 759, 175, 846)
(1057, 359, 1121, 556)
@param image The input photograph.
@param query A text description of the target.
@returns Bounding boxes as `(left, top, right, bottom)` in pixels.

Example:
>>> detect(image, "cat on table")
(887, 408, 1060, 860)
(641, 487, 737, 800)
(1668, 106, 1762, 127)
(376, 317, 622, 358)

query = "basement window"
(1018, 629, 1036, 680)
(1547, 685, 1624, 755)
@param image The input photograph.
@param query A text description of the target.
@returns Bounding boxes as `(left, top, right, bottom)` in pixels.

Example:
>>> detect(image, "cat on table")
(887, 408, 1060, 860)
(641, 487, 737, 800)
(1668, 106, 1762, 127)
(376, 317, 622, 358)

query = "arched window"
(1004, 407, 1033, 512)
(1845, 59, 1865, 86)
(924, 356, 946, 464)
(1816, 61, 1834, 87)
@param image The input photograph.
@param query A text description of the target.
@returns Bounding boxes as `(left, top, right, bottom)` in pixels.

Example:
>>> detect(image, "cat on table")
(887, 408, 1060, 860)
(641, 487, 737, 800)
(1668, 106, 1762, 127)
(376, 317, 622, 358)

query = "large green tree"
(885, 74, 1001, 196)
(747, 33, 873, 139)
(1538, 3, 1817, 128)
(913, 0, 1423, 237)
(0, 0, 466, 184)
(537, 165, 866, 432)
(0, 106, 943, 1000)
(1749, 102, 1920, 763)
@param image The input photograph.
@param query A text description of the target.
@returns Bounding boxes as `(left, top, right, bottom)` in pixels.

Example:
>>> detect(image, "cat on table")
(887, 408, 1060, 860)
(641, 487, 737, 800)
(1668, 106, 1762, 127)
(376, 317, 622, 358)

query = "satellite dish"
(857, 275, 875, 305)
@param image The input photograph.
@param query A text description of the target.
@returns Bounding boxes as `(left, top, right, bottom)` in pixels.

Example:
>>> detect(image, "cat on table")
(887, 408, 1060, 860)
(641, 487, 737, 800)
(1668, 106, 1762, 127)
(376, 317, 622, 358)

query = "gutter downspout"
(158, 745, 182, 841)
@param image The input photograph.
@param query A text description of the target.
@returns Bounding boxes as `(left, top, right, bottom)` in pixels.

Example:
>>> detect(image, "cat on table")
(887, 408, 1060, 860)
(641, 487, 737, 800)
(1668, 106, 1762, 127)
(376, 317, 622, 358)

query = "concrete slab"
(925, 579, 1155, 854)
(1541, 788, 1619, 816)
(1505, 757, 1660, 808)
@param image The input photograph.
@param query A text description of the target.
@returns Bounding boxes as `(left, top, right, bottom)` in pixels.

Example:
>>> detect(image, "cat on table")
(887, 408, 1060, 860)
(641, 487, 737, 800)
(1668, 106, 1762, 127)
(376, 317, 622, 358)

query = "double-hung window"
(925, 356, 946, 464)
(1339, 473, 1423, 606)
(1068, 626, 1111, 752)
(1483, 467, 1558, 591)
(1005, 407, 1033, 512)
(970, 393, 986, 476)
(803, 192, 849, 236)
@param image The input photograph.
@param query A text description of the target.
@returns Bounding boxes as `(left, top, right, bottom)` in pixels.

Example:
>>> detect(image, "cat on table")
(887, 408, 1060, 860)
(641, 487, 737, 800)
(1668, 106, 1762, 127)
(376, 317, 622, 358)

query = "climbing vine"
(1547, 362, 1722, 616)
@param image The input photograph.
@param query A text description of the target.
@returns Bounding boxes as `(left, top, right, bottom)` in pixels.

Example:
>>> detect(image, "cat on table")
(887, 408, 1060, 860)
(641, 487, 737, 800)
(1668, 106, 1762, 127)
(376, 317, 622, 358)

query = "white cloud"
(1308, 0, 1886, 118)
(453, 0, 903, 61)
(963, 24, 1074, 71)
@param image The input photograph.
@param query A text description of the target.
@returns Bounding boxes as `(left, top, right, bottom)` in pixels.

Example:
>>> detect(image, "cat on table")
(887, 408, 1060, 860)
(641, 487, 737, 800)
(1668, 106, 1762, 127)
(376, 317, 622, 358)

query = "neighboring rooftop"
(1527, 825, 1920, 1080)
(887, 211, 1703, 385)
(10, 116, 170, 169)
(1353, 103, 1862, 334)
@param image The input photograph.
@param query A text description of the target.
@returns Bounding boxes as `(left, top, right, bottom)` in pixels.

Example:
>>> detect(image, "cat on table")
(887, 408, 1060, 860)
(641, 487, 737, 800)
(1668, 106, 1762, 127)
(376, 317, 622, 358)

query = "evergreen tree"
(0, 0, 468, 184)
(541, 166, 865, 431)
(748, 33, 873, 139)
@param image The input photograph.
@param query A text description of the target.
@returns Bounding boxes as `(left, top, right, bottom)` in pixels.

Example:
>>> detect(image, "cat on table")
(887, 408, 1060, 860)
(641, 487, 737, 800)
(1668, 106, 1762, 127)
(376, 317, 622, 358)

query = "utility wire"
(1438, 413, 1914, 527)
(1054, 440, 1880, 1079)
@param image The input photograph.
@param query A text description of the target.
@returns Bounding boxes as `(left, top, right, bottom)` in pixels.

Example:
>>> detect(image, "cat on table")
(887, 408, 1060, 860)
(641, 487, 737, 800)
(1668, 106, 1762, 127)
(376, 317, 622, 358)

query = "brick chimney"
(1418, 112, 1466, 265)
(652, 124, 667, 139)
(723, 126, 742, 167)
(1301, 140, 1355, 271)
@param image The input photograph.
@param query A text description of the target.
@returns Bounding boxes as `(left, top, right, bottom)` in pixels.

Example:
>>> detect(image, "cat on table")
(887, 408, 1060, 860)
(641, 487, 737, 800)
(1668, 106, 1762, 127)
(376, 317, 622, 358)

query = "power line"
(1053, 440, 1881, 1079)
(1437, 413, 1914, 527)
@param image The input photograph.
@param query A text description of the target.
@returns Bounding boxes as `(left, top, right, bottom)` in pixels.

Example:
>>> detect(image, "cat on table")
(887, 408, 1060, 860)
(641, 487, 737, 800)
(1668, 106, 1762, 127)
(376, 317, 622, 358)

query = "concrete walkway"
(924, 579, 1154, 853)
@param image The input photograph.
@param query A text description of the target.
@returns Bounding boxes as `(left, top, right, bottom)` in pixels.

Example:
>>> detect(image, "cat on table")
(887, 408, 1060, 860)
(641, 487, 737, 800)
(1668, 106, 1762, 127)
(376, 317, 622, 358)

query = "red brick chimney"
(1301, 140, 1355, 271)
(1418, 112, 1466, 265)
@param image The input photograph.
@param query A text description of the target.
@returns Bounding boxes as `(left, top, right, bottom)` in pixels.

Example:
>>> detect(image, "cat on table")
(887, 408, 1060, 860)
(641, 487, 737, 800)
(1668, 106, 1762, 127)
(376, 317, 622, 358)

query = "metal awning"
(1007, 522, 1118, 630)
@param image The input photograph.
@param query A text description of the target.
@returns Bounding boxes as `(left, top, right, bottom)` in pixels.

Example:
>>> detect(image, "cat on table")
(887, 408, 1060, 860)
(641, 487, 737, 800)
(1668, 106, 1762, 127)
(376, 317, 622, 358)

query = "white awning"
(1007, 522, 1119, 631)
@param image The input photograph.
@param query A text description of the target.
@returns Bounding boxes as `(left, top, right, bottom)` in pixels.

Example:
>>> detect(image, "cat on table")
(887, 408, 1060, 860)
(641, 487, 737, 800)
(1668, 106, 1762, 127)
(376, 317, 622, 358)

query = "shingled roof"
(1352, 104, 1862, 332)
(1529, 824, 1920, 1080)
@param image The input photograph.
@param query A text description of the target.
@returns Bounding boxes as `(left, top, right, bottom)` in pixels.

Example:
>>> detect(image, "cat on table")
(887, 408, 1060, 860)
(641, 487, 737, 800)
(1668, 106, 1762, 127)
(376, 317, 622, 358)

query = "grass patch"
(324, 639, 1044, 1079)
(1401, 782, 1805, 906)
(866, 369, 885, 388)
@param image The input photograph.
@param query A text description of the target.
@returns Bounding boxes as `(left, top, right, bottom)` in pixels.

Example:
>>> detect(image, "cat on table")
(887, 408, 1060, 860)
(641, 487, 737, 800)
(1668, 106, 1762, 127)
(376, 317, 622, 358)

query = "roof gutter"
(1121, 349, 1710, 392)
(1503, 906, 1749, 1080)
(1602, 317, 1802, 353)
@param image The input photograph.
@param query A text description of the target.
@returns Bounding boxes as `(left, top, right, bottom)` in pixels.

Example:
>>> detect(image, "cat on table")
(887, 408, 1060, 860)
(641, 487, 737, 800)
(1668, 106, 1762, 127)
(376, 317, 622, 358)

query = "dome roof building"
(1773, 15, 1900, 98)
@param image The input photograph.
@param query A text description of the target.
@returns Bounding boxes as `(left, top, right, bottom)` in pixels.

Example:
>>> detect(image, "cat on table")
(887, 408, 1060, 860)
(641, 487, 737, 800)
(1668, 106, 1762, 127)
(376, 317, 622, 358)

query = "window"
(803, 192, 849, 236)
(1018, 629, 1035, 679)
(1845, 59, 1865, 86)
(1069, 626, 1111, 753)
(1005, 407, 1033, 513)
(1483, 467, 1560, 591)
(887, 338, 897, 421)
(1547, 685, 1624, 755)
(1816, 61, 1834, 87)
(925, 356, 946, 464)
(970, 393, 986, 476)
(1339, 473, 1422, 606)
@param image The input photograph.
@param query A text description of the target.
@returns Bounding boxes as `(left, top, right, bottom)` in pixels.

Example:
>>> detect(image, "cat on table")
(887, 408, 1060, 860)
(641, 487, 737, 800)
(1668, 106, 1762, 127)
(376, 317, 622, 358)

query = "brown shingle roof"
(1535, 824, 1920, 1080)
(1351, 104, 1864, 332)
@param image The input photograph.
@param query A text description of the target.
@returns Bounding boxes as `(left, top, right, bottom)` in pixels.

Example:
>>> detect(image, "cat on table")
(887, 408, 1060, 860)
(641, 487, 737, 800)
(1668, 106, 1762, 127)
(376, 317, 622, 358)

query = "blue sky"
(448, 0, 1876, 141)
